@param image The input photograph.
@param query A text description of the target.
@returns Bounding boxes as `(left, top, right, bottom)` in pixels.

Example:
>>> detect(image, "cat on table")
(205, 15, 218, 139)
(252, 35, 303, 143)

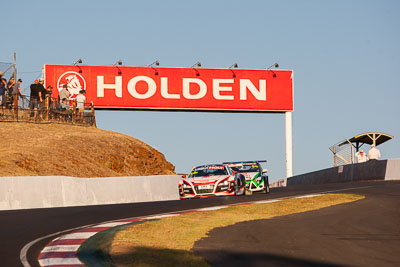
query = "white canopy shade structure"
(329, 132, 394, 166)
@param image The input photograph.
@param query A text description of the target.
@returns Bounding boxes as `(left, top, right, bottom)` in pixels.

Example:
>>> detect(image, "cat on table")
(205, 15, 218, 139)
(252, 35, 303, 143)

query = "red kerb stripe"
(47, 239, 87, 246)
(39, 251, 76, 259)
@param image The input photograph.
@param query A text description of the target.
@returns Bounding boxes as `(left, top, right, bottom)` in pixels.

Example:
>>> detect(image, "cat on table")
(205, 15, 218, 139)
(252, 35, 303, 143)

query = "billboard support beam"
(285, 111, 293, 178)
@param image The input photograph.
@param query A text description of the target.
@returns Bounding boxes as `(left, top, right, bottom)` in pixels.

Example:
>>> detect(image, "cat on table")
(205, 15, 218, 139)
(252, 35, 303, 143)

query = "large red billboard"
(44, 64, 293, 112)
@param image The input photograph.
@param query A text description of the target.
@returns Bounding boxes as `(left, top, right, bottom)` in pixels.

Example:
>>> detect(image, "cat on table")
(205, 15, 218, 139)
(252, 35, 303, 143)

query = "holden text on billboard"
(44, 65, 293, 112)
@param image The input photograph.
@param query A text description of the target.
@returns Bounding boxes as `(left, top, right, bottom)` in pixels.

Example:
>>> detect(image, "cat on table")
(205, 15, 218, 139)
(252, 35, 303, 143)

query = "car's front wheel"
(263, 177, 270, 193)
(234, 176, 246, 195)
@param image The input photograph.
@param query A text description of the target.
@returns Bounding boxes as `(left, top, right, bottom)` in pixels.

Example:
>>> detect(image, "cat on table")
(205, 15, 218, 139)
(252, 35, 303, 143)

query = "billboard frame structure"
(44, 64, 294, 178)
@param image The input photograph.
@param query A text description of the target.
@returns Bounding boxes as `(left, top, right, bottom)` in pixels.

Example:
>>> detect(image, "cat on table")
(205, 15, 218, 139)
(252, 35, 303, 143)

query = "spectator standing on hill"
(12, 79, 23, 102)
(76, 90, 86, 119)
(76, 90, 86, 121)
(355, 149, 367, 163)
(12, 79, 23, 119)
(38, 79, 46, 116)
(7, 77, 15, 97)
(0, 73, 7, 114)
(39, 79, 46, 95)
(29, 79, 42, 119)
(46, 85, 53, 107)
(368, 144, 381, 160)
(59, 84, 70, 103)
(38, 79, 46, 101)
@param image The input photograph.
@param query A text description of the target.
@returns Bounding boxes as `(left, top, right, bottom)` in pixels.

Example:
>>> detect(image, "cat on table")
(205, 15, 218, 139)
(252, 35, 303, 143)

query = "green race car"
(223, 160, 269, 194)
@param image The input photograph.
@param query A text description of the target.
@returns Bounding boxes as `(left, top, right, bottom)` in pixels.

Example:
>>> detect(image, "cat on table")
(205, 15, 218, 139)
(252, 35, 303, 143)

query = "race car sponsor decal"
(208, 166, 225, 170)
(242, 162, 258, 166)
(193, 165, 225, 171)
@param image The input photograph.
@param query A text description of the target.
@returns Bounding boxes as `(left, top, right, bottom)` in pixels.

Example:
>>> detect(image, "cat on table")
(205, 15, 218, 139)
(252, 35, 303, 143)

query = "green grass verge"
(95, 194, 364, 267)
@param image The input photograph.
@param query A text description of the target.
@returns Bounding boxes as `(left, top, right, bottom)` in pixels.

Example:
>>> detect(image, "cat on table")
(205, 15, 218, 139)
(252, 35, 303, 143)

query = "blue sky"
(2, 0, 399, 180)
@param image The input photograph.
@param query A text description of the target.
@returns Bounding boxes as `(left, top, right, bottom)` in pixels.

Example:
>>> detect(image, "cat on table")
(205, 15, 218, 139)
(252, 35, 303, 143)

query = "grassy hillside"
(0, 122, 175, 177)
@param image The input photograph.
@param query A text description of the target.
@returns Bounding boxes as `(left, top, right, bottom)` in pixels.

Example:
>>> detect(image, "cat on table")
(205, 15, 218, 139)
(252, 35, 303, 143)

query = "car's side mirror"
(181, 174, 186, 179)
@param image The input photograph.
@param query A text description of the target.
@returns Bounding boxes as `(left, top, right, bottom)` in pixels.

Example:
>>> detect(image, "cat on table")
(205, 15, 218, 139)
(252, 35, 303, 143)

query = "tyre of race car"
(234, 179, 239, 195)
(240, 175, 246, 195)
(245, 188, 253, 195)
(234, 181, 244, 196)
(234, 175, 244, 196)
(235, 183, 245, 196)
(240, 187, 246, 195)
(263, 178, 270, 193)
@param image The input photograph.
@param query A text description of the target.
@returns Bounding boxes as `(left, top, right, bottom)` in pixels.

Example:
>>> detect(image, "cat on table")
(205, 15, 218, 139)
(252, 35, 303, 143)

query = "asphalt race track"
(194, 181, 400, 267)
(0, 180, 399, 267)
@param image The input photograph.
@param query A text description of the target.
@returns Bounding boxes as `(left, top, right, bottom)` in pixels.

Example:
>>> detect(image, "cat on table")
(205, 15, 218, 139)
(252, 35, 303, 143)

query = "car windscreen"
(229, 163, 260, 173)
(188, 165, 228, 178)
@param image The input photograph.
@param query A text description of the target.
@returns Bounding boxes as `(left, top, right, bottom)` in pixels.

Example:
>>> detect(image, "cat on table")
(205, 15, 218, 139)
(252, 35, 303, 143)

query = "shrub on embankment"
(0, 122, 175, 177)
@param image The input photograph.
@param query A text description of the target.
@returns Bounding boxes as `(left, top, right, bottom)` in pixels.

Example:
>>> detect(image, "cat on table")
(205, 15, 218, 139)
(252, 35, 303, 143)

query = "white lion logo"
(65, 74, 82, 96)
(57, 71, 86, 99)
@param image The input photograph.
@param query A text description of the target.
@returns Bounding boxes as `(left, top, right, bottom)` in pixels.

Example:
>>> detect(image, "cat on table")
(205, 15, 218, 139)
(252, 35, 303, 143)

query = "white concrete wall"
(385, 158, 400, 180)
(0, 175, 181, 211)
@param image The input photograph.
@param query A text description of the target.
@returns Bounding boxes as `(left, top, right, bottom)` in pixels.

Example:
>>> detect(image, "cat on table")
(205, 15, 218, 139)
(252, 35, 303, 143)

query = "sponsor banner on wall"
(44, 64, 293, 112)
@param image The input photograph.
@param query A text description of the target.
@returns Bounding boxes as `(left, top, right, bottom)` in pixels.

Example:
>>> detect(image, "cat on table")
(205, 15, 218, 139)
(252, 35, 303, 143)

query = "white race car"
(178, 164, 246, 199)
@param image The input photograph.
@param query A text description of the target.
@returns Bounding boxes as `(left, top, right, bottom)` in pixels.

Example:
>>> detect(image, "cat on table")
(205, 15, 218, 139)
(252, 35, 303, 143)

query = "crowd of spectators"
(0, 72, 89, 123)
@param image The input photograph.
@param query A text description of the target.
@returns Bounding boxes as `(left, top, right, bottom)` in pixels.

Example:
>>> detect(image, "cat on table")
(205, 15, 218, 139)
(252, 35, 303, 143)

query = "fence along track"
(0, 95, 96, 127)
(329, 140, 353, 167)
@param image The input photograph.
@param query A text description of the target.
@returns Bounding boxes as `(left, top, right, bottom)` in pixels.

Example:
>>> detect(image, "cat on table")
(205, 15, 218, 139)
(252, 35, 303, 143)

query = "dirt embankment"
(0, 122, 175, 177)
